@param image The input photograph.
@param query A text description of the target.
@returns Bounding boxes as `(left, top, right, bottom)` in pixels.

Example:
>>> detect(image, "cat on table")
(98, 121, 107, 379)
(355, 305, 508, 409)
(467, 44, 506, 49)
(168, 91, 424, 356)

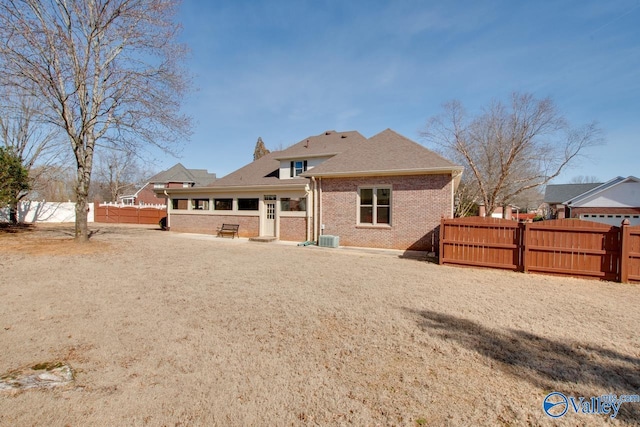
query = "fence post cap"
(622, 219, 630, 226)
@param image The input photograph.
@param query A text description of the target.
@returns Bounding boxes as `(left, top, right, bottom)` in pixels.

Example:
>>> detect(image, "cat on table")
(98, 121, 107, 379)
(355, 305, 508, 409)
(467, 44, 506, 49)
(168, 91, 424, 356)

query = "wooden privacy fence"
(94, 204, 166, 225)
(439, 217, 640, 283)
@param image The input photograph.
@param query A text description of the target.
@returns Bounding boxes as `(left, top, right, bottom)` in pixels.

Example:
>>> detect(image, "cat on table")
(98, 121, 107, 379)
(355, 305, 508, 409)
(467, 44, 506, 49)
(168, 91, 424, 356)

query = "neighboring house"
(478, 205, 537, 222)
(544, 176, 640, 225)
(158, 129, 463, 251)
(119, 163, 216, 205)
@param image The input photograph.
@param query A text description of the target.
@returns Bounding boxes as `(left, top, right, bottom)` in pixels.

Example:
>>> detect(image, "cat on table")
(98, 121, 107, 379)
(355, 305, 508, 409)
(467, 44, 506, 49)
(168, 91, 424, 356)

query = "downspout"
(318, 177, 323, 236)
(450, 174, 455, 218)
(164, 190, 171, 229)
(304, 183, 312, 242)
(311, 177, 318, 242)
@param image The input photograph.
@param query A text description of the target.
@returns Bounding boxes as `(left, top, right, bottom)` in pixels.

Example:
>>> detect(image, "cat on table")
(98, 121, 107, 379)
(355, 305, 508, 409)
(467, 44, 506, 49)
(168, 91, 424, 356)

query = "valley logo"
(543, 392, 640, 419)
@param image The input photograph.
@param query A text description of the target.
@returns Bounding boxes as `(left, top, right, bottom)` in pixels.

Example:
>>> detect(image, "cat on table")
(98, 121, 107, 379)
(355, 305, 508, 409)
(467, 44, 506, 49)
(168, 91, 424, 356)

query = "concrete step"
(249, 236, 278, 243)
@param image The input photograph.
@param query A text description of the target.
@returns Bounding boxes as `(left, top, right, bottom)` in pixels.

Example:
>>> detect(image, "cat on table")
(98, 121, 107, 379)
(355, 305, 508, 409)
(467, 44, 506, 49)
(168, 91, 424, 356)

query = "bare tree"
(422, 93, 603, 216)
(93, 149, 139, 202)
(0, 88, 63, 222)
(453, 176, 480, 217)
(29, 164, 77, 202)
(0, 0, 191, 240)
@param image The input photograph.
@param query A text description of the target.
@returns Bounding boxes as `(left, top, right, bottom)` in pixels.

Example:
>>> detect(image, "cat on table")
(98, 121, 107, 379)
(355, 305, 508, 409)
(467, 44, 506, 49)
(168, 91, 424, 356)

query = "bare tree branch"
(0, 86, 66, 222)
(422, 93, 603, 216)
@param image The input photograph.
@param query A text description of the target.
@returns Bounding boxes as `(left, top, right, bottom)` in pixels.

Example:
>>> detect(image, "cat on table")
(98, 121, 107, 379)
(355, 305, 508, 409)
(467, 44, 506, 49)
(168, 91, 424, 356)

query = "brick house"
(544, 176, 640, 225)
(119, 163, 216, 206)
(159, 129, 463, 251)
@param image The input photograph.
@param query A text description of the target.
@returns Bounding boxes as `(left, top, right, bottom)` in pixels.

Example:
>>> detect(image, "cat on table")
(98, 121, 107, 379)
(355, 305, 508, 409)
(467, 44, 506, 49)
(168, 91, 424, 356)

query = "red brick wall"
(571, 207, 640, 217)
(170, 214, 259, 237)
(320, 175, 453, 251)
(167, 182, 188, 189)
(136, 185, 167, 205)
(279, 217, 307, 242)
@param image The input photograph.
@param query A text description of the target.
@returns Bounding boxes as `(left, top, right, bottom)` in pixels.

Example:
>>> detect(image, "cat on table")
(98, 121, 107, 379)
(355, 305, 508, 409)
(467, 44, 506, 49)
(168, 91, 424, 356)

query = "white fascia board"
(157, 183, 307, 195)
(301, 166, 464, 178)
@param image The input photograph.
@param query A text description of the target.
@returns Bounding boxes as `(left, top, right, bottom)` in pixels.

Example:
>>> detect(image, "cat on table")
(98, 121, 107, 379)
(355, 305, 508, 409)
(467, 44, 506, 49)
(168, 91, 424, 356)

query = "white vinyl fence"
(0, 201, 94, 223)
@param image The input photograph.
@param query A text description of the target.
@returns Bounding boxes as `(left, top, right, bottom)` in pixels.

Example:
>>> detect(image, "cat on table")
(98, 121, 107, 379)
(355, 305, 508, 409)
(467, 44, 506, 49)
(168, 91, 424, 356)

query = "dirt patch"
(0, 223, 119, 255)
(0, 237, 110, 256)
(0, 224, 638, 426)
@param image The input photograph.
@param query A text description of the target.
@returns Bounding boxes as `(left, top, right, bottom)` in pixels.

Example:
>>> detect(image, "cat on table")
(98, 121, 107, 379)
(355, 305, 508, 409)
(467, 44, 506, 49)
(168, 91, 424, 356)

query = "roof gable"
(566, 176, 640, 208)
(302, 128, 462, 177)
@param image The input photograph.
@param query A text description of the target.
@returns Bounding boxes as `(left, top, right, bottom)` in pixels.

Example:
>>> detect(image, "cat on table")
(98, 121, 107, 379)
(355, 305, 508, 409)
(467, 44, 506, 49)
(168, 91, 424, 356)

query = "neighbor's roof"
(302, 128, 463, 178)
(212, 130, 366, 188)
(149, 163, 216, 186)
(564, 176, 640, 205)
(544, 183, 603, 204)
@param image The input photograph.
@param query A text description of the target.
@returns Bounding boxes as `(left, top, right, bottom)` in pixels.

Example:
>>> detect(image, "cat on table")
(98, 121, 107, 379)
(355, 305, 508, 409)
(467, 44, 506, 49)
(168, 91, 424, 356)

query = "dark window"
(376, 188, 391, 224)
(214, 198, 232, 210)
(238, 198, 259, 211)
(281, 197, 307, 212)
(172, 199, 188, 210)
(359, 188, 373, 224)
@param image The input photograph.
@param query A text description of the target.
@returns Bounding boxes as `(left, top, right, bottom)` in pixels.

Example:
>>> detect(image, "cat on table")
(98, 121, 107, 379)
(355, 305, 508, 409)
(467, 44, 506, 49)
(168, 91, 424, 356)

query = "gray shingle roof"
(303, 128, 462, 177)
(273, 130, 367, 159)
(211, 129, 462, 188)
(149, 163, 216, 187)
(211, 150, 306, 187)
(544, 183, 603, 204)
(212, 130, 367, 187)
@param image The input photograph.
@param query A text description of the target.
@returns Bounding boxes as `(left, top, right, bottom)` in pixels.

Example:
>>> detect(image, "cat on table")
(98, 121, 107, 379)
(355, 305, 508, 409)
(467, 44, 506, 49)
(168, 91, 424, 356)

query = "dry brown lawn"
(1, 223, 639, 426)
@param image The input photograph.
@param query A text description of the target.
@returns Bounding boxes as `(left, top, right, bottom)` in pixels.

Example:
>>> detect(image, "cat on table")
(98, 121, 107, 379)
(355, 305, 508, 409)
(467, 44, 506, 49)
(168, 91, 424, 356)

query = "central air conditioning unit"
(318, 235, 339, 248)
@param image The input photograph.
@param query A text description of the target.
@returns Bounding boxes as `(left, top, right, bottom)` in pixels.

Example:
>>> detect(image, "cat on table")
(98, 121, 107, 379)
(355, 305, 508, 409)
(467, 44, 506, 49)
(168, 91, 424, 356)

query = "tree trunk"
(9, 201, 18, 224)
(74, 164, 91, 242)
(75, 193, 89, 241)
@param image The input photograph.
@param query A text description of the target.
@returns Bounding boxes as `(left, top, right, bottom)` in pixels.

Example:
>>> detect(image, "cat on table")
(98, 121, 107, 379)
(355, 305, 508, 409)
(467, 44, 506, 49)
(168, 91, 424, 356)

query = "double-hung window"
(290, 160, 308, 177)
(359, 187, 391, 225)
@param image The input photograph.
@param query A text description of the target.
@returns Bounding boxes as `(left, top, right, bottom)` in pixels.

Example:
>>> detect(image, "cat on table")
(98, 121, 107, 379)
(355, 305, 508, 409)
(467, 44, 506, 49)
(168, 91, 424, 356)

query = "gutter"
(301, 166, 464, 179)
(311, 177, 318, 242)
(154, 183, 308, 196)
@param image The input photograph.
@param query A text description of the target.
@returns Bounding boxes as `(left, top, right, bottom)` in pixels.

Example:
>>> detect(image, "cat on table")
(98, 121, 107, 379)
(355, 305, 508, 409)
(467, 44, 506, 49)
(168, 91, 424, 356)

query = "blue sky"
(166, 0, 640, 184)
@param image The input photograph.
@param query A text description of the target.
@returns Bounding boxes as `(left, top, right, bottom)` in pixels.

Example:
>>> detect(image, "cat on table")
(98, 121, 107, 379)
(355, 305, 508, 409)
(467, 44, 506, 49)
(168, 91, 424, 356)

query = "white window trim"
(357, 186, 392, 226)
